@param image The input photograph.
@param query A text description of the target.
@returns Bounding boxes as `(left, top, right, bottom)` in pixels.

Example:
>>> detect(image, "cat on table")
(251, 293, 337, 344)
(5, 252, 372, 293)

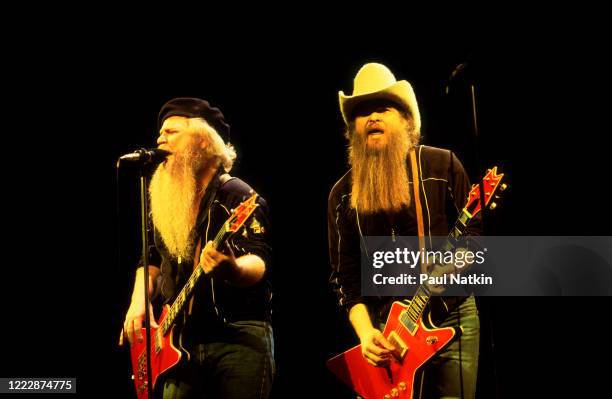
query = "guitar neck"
(159, 222, 230, 335)
(449, 209, 472, 240)
(402, 208, 474, 325)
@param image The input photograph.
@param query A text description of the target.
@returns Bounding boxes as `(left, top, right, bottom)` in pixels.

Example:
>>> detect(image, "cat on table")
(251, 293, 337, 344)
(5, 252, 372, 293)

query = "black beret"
(158, 97, 230, 141)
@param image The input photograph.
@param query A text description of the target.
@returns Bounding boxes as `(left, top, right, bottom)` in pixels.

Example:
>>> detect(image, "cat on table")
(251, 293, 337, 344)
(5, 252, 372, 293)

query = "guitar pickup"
(154, 330, 163, 354)
(387, 331, 409, 362)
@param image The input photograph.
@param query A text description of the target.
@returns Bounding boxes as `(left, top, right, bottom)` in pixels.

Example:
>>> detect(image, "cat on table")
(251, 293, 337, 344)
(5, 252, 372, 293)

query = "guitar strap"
(409, 147, 427, 274)
(189, 240, 203, 315)
(188, 171, 229, 314)
(409, 146, 428, 399)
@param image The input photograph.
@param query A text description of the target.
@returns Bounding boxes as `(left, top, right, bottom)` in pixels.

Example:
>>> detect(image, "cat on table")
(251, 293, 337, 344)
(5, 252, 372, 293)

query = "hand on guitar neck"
(199, 241, 266, 287)
(199, 240, 238, 278)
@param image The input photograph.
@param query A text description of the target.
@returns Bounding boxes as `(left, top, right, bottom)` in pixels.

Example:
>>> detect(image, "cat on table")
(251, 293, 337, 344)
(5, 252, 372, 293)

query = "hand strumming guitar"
(119, 266, 160, 346)
(349, 303, 396, 367)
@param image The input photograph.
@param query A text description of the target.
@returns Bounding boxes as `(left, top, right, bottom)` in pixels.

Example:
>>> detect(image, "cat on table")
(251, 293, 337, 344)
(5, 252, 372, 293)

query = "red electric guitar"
(129, 193, 260, 399)
(327, 167, 506, 399)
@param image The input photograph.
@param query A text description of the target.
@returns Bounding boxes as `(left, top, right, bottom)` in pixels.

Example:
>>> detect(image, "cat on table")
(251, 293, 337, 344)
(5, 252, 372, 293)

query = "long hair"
(188, 117, 237, 172)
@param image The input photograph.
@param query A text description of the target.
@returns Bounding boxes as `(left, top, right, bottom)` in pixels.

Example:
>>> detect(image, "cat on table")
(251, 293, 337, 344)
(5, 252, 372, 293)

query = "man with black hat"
(328, 63, 481, 398)
(120, 98, 274, 398)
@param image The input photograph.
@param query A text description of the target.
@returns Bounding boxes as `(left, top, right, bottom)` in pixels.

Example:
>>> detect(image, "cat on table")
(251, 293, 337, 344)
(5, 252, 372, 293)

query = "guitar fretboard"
(399, 207, 474, 331)
(160, 222, 230, 335)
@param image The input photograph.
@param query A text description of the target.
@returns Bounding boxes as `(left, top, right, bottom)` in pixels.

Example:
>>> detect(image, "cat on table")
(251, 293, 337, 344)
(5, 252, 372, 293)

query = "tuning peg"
(489, 202, 497, 210)
(499, 184, 507, 191)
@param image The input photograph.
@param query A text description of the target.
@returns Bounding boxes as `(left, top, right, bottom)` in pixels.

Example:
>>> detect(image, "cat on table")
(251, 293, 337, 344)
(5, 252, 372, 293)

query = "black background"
(4, 12, 611, 398)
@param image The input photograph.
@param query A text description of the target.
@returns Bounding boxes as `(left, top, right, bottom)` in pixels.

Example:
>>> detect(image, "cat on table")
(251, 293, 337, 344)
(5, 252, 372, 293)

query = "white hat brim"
(339, 80, 421, 133)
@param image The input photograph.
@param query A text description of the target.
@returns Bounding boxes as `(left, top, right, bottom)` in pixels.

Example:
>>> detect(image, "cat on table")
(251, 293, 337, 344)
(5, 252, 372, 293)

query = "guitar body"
(130, 305, 183, 399)
(327, 301, 459, 399)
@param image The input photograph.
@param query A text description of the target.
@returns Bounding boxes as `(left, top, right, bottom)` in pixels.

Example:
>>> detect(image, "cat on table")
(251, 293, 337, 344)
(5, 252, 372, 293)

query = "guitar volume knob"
(398, 382, 407, 390)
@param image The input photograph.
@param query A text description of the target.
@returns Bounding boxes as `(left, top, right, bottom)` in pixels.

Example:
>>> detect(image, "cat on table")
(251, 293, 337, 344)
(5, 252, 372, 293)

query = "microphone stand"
(445, 62, 486, 230)
(139, 169, 154, 399)
(444, 61, 487, 399)
(470, 81, 487, 231)
(446, 61, 502, 399)
(118, 150, 170, 399)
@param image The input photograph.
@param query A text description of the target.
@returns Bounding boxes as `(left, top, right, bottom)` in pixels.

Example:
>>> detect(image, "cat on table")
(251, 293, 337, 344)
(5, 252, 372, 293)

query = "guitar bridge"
(387, 331, 409, 362)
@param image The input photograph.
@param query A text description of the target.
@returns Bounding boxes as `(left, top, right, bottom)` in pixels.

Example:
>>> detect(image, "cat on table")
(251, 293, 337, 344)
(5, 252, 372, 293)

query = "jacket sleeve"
(226, 194, 272, 275)
(328, 189, 366, 313)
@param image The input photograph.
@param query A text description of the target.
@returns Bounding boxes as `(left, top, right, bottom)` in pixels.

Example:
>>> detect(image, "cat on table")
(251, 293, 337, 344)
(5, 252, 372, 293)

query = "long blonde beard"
(149, 150, 205, 260)
(348, 121, 417, 214)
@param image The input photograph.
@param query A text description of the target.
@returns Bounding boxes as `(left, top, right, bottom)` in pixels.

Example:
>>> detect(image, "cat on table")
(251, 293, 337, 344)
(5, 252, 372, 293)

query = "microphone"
(449, 62, 467, 80)
(117, 148, 172, 167)
(445, 62, 468, 95)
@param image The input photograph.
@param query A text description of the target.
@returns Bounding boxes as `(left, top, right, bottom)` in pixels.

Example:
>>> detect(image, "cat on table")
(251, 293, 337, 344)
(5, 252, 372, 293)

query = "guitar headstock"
(226, 193, 260, 233)
(464, 167, 507, 217)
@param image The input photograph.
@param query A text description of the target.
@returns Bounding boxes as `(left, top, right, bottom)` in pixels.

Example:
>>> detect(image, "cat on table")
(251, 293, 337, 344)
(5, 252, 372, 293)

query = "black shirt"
(144, 173, 272, 343)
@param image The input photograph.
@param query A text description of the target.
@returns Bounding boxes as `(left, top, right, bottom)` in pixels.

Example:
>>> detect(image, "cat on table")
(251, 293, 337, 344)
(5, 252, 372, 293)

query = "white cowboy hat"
(339, 62, 421, 133)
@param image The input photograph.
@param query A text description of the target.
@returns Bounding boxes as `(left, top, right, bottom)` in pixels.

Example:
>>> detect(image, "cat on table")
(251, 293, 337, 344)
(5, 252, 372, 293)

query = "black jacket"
(328, 145, 481, 322)
(143, 173, 272, 342)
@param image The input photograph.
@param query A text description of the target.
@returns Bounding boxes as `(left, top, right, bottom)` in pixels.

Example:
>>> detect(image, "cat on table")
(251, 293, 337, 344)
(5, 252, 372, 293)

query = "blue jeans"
(418, 296, 480, 399)
(160, 320, 275, 399)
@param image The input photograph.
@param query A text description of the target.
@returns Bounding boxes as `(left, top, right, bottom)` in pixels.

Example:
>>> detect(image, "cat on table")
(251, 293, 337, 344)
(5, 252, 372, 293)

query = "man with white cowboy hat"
(328, 63, 481, 398)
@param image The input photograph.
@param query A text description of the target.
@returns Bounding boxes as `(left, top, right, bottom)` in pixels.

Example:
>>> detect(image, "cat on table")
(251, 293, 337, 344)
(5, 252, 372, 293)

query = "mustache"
(366, 123, 384, 134)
